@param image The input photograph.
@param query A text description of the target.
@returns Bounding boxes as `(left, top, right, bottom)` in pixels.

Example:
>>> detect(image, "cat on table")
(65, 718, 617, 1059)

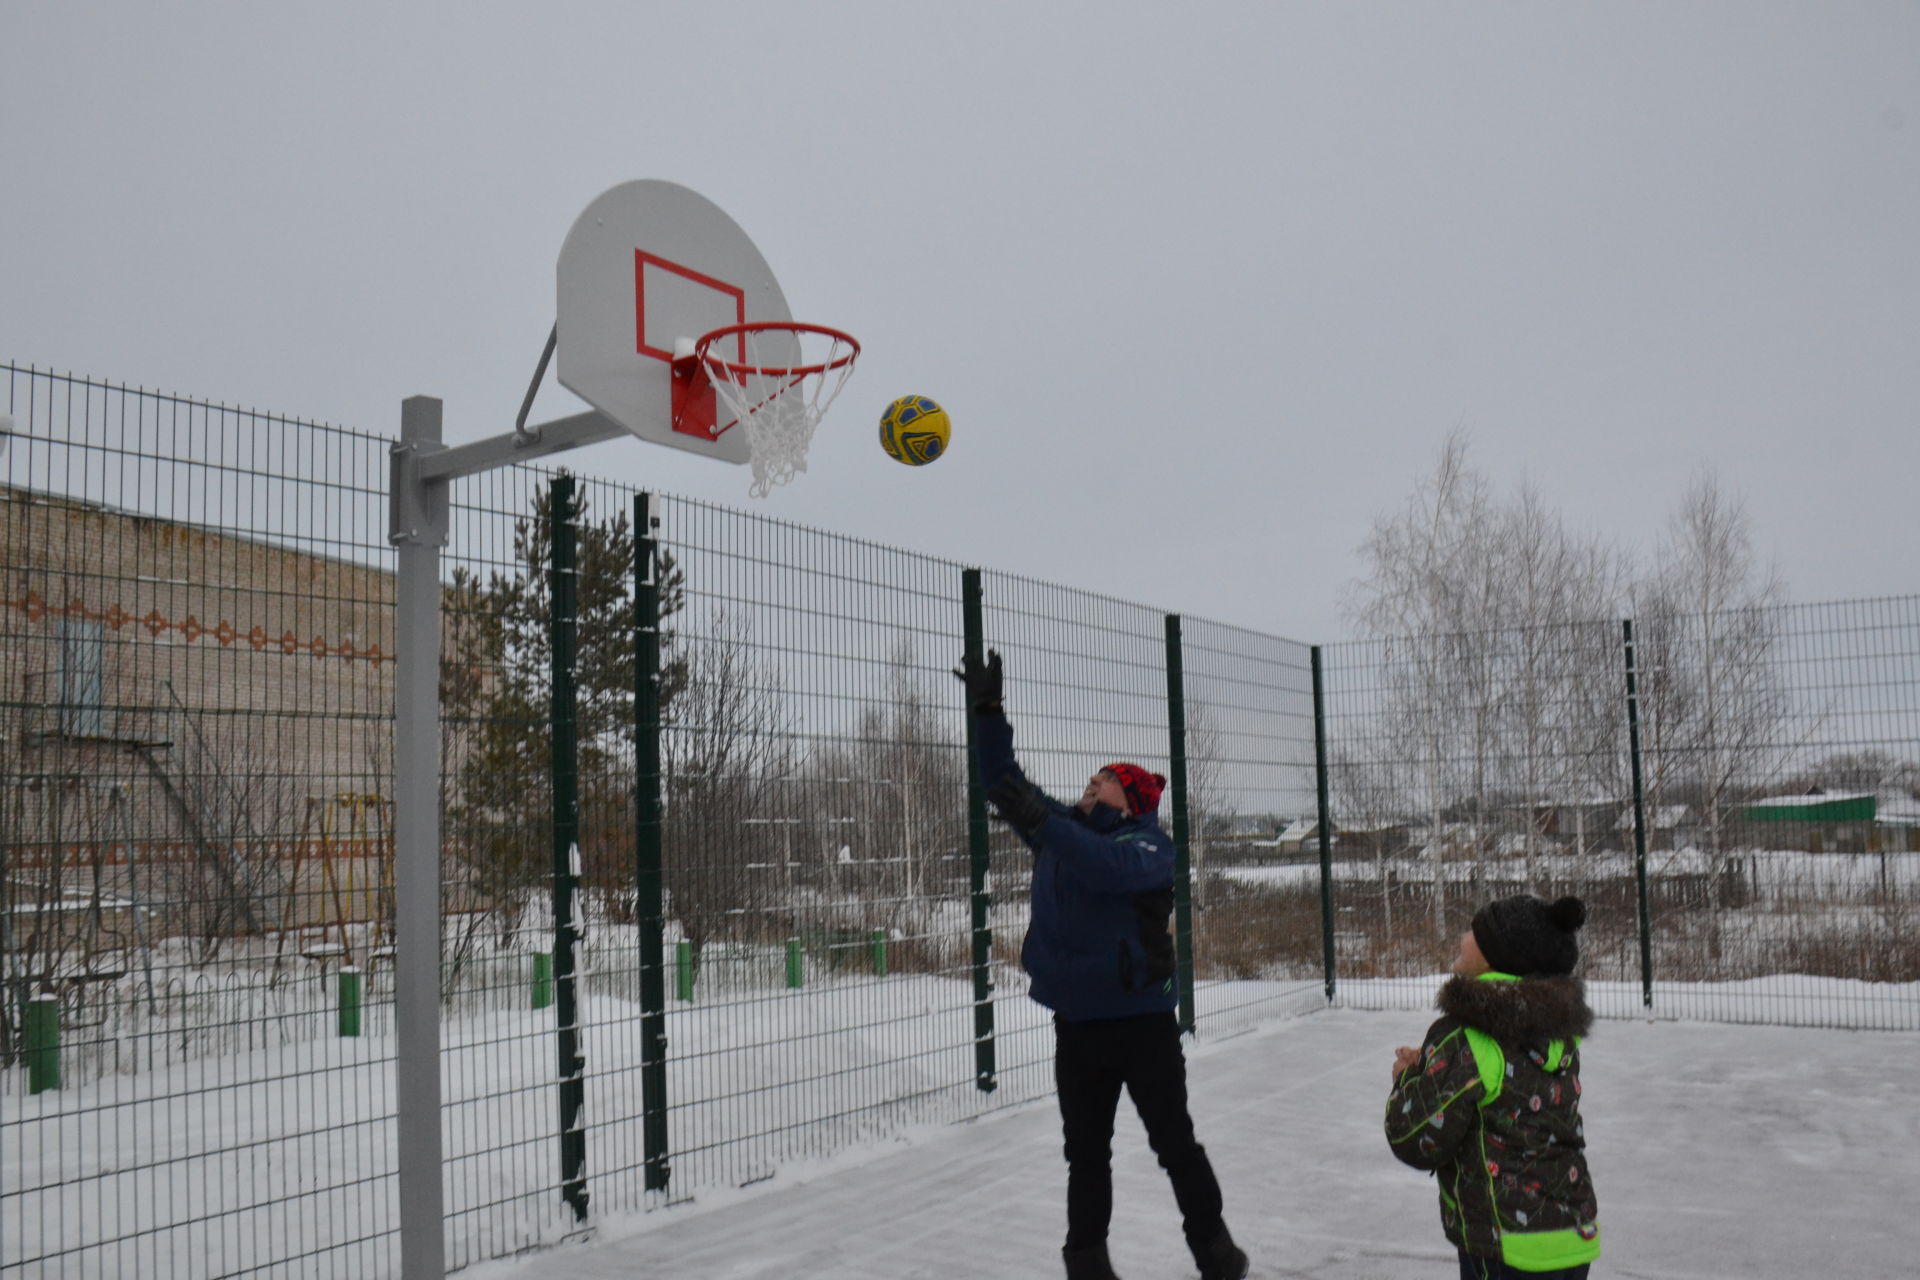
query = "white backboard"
(556, 180, 796, 465)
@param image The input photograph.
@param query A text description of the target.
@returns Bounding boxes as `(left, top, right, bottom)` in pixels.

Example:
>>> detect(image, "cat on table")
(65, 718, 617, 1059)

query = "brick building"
(1, 484, 397, 967)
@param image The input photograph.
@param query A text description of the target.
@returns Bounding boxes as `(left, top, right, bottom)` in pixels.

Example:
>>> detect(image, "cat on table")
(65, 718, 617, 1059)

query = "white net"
(701, 327, 859, 498)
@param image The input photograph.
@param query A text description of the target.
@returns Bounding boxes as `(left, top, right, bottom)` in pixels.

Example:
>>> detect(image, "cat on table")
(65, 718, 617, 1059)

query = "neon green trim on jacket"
(1387, 1026, 1481, 1145)
(1460, 971, 1598, 1271)
(1463, 1025, 1507, 1106)
(1498, 1225, 1602, 1271)
(1461, 973, 1574, 1109)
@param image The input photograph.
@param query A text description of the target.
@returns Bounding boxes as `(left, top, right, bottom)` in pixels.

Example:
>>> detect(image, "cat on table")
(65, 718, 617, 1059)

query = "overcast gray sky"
(4, 1, 1915, 643)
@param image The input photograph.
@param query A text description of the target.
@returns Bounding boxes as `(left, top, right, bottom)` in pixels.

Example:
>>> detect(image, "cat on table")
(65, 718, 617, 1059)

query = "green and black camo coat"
(1384, 973, 1600, 1264)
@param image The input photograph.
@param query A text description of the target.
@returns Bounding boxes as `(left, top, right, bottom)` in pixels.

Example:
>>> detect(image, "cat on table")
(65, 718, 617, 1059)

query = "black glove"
(987, 772, 1050, 840)
(952, 648, 1004, 716)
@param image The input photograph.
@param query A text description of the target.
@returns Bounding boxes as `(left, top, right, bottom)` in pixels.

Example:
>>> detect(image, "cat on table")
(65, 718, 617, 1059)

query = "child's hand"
(1392, 1045, 1421, 1079)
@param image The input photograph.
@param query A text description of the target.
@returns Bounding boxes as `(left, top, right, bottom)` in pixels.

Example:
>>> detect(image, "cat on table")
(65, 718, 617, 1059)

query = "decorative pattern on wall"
(5, 589, 388, 665)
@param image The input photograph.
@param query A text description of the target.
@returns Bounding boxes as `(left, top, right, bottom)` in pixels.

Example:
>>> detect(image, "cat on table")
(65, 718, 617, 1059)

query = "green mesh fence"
(3, 361, 1914, 1277)
(1318, 603, 1920, 1030)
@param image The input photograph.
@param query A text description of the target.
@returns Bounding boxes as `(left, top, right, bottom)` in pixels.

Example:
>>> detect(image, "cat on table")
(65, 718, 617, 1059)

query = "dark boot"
(1192, 1227, 1249, 1280)
(1062, 1241, 1123, 1280)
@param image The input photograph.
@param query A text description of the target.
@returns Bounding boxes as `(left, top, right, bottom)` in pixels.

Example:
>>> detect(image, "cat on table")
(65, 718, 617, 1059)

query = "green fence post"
(337, 967, 363, 1037)
(1165, 613, 1197, 1034)
(676, 940, 694, 1002)
(786, 938, 804, 989)
(1311, 647, 1337, 1003)
(961, 568, 997, 1093)
(548, 475, 588, 1223)
(532, 952, 553, 1010)
(871, 929, 888, 977)
(635, 491, 670, 1191)
(1623, 619, 1655, 1011)
(26, 993, 59, 1094)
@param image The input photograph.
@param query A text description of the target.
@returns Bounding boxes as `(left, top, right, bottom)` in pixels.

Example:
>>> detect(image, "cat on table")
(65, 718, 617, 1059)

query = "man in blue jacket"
(957, 649, 1249, 1280)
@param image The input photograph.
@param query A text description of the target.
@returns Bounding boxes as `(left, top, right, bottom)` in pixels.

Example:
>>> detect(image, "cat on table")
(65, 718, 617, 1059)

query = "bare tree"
(1346, 432, 1629, 936)
(1348, 431, 1501, 937)
(1632, 470, 1788, 874)
(797, 638, 967, 951)
(1487, 485, 1628, 878)
(1183, 696, 1229, 910)
(1328, 742, 1416, 940)
(662, 608, 795, 978)
(1789, 750, 1920, 799)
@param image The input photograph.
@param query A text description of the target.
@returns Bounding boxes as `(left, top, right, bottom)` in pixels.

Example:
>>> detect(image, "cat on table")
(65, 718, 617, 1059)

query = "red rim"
(688, 322, 861, 379)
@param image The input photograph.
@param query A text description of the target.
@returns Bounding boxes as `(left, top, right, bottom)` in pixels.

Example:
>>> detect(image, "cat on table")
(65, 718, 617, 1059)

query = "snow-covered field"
(461, 1007, 1920, 1280)
(1335, 972, 1920, 1031)
(1222, 847, 1920, 896)
(7, 971, 1917, 1277)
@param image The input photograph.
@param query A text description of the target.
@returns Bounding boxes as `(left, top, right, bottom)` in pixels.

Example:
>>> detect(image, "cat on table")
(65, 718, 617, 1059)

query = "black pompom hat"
(1471, 895, 1587, 977)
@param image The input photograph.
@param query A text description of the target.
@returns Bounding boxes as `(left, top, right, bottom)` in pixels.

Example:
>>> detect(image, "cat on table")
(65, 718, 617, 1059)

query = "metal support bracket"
(387, 439, 450, 548)
(514, 324, 560, 448)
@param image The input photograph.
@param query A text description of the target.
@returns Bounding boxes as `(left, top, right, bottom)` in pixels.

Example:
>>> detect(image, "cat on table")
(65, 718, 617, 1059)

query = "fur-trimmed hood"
(1436, 973, 1594, 1045)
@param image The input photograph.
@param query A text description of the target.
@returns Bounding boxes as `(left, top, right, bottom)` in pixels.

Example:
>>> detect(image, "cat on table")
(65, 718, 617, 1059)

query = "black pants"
(1458, 1252, 1591, 1280)
(1054, 1011, 1226, 1251)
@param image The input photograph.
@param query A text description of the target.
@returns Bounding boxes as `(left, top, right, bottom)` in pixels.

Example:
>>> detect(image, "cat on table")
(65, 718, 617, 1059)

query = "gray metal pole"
(383, 391, 643, 1275)
(391, 397, 449, 1278)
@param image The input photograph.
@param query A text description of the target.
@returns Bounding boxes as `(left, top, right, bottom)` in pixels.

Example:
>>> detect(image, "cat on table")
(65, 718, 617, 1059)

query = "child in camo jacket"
(1385, 895, 1601, 1279)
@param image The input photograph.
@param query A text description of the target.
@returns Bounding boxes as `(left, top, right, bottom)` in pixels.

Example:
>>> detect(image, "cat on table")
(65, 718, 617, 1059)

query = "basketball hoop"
(673, 322, 860, 497)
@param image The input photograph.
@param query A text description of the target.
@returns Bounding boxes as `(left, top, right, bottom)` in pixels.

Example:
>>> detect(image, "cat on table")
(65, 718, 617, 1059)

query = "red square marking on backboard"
(635, 250, 747, 363)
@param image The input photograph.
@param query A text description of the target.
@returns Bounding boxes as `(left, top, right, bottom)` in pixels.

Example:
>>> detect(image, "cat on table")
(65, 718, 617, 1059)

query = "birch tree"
(662, 609, 795, 976)
(1183, 696, 1227, 910)
(1632, 470, 1787, 875)
(1489, 484, 1627, 877)
(1348, 430, 1500, 938)
(1347, 432, 1626, 935)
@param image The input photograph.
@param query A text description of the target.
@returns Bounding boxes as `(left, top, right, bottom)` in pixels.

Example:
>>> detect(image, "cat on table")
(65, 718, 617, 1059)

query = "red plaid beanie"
(1102, 762, 1167, 816)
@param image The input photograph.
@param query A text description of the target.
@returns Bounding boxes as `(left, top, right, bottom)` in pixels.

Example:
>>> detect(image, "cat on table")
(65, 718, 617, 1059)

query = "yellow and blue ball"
(879, 395, 950, 467)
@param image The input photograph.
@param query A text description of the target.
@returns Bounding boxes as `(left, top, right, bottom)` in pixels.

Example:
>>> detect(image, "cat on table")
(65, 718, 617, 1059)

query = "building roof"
(1742, 792, 1876, 823)
(1617, 804, 1690, 830)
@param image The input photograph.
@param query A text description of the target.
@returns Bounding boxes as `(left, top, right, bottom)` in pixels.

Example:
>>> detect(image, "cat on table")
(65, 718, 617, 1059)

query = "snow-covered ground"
(1221, 847, 1920, 895)
(463, 1008, 1920, 1280)
(1337, 973, 1920, 1032)
(7, 976, 1915, 1276)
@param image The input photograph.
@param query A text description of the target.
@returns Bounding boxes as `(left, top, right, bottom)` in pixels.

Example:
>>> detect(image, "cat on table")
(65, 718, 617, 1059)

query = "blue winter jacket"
(973, 713, 1179, 1022)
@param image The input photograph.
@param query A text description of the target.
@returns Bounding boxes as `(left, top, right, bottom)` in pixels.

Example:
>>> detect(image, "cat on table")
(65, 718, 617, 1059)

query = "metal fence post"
(1311, 647, 1337, 1002)
(634, 492, 670, 1192)
(1622, 619, 1655, 1010)
(391, 395, 448, 1279)
(548, 476, 588, 1222)
(961, 568, 997, 1093)
(532, 952, 553, 1010)
(26, 993, 59, 1093)
(1165, 614, 1197, 1035)
(337, 967, 363, 1037)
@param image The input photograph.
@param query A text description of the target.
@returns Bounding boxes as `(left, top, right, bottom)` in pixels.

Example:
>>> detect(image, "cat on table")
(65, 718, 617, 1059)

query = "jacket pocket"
(1132, 889, 1175, 986)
